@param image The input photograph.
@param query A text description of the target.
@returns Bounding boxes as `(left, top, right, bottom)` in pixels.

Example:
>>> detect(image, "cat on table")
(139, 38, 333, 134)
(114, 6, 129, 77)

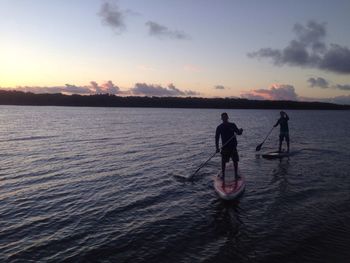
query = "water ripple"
(0, 107, 349, 262)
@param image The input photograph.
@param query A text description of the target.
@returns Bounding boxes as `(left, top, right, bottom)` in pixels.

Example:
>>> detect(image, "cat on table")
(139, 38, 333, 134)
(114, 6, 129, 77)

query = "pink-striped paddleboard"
(213, 169, 245, 200)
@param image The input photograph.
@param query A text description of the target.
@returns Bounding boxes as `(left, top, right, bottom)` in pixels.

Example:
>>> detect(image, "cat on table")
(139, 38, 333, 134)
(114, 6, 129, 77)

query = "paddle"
(188, 134, 236, 180)
(255, 126, 274, 151)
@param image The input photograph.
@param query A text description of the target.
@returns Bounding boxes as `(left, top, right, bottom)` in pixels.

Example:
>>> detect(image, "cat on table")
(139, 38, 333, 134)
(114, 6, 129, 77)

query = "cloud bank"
(130, 83, 198, 96)
(11, 84, 92, 95)
(248, 21, 350, 74)
(99, 1, 126, 33)
(145, 21, 190, 40)
(2, 81, 349, 104)
(2, 82, 199, 97)
(4, 81, 122, 95)
(240, 83, 350, 105)
(241, 84, 298, 101)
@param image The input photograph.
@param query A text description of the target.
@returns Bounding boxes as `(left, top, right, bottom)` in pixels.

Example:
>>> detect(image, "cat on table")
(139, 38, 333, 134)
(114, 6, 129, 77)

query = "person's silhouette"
(215, 113, 243, 184)
(274, 111, 290, 152)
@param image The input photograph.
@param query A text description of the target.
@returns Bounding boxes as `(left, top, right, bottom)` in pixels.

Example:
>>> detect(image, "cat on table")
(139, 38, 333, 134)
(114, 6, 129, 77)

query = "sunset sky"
(1, 0, 349, 103)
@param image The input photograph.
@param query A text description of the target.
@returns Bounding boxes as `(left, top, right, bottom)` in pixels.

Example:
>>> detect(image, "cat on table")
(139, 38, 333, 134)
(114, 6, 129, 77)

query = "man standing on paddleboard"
(215, 112, 243, 182)
(274, 111, 290, 153)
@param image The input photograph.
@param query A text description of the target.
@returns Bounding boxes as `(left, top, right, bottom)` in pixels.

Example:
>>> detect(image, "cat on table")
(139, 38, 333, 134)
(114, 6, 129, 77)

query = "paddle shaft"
(256, 126, 274, 151)
(190, 134, 236, 178)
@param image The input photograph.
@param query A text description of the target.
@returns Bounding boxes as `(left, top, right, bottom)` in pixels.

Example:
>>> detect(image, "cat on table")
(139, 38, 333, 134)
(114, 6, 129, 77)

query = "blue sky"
(0, 0, 349, 103)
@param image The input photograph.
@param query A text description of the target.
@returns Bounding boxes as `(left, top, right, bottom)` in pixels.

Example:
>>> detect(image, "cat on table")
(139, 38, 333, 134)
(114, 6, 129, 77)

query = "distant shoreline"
(1, 90, 349, 110)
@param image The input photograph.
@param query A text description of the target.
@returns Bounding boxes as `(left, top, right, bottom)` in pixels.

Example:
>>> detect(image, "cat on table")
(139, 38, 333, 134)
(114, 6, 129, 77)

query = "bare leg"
(279, 138, 282, 152)
(233, 161, 239, 179)
(286, 137, 290, 152)
(221, 158, 226, 183)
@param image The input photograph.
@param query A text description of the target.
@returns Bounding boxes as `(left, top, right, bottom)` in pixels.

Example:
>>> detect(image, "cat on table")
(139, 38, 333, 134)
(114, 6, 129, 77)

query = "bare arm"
(285, 113, 289, 121)
(232, 123, 243, 135)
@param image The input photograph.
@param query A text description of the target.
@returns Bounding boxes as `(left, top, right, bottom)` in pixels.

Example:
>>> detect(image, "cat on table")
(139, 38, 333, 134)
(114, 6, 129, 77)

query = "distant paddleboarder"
(274, 111, 290, 153)
(215, 113, 243, 182)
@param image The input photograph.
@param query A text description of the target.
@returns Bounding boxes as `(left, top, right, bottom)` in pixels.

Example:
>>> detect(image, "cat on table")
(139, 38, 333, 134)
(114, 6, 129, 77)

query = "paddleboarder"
(274, 111, 290, 153)
(215, 112, 243, 183)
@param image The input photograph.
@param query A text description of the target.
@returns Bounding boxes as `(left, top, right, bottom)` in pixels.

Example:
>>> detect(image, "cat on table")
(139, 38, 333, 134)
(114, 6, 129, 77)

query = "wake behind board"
(262, 151, 289, 159)
(213, 166, 245, 200)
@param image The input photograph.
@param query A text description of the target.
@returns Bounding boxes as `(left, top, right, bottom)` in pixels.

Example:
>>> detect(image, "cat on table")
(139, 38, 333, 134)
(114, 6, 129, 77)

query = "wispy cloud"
(308, 77, 330, 88)
(300, 95, 350, 105)
(145, 21, 190, 40)
(335, 84, 350, 91)
(130, 83, 199, 96)
(327, 95, 350, 104)
(241, 84, 298, 101)
(214, 85, 225, 90)
(308, 77, 350, 90)
(248, 21, 350, 74)
(183, 64, 200, 72)
(137, 65, 156, 71)
(98, 1, 126, 33)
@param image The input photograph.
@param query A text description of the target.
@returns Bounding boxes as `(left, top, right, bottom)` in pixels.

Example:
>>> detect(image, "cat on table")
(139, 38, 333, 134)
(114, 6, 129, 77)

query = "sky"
(1, 0, 350, 104)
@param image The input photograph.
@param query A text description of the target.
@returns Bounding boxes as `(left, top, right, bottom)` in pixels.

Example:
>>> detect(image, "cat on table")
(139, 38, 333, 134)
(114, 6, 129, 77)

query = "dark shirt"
(275, 116, 289, 133)
(215, 122, 241, 150)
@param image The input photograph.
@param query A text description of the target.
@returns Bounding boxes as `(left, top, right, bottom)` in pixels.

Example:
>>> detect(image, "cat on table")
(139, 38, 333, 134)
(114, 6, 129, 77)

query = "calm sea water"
(0, 106, 349, 263)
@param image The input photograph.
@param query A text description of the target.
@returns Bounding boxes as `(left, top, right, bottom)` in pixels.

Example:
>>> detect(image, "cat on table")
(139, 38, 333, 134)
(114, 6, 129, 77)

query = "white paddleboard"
(262, 151, 289, 159)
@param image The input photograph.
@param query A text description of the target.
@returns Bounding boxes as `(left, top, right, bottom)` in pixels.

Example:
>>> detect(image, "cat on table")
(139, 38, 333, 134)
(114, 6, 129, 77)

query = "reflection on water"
(0, 106, 349, 262)
(210, 200, 249, 262)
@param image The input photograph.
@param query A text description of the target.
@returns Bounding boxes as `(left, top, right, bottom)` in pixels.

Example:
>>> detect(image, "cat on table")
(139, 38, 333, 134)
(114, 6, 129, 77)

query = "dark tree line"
(0, 90, 349, 110)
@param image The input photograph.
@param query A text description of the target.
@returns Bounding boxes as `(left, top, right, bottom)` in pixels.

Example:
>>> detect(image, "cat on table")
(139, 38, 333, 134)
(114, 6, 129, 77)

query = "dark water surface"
(0, 106, 349, 263)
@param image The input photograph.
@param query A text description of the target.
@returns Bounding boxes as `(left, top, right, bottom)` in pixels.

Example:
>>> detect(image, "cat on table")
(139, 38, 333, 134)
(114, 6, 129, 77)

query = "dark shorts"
(279, 132, 289, 141)
(221, 148, 239, 163)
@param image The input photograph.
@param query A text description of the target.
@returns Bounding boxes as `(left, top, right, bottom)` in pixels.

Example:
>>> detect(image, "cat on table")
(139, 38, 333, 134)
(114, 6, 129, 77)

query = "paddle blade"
(256, 143, 263, 151)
